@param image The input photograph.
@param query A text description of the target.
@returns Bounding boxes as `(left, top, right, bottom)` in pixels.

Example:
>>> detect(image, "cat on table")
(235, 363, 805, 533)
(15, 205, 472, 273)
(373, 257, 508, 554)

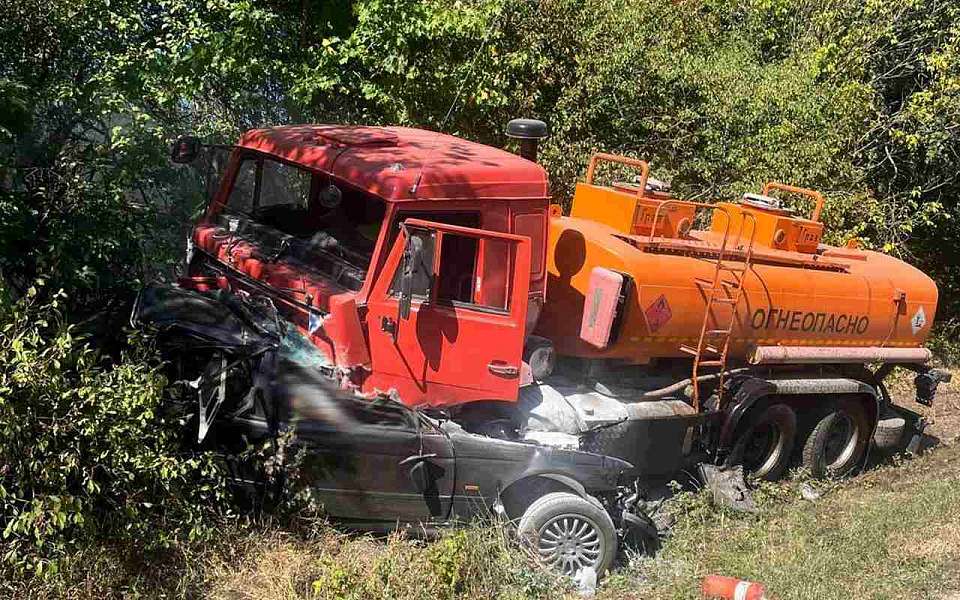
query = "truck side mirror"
(398, 234, 424, 321)
(171, 135, 201, 164)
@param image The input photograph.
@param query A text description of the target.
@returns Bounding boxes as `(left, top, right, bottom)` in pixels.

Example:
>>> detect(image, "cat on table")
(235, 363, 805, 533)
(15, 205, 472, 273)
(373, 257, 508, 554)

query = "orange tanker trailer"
(523, 152, 946, 483)
(539, 154, 936, 376)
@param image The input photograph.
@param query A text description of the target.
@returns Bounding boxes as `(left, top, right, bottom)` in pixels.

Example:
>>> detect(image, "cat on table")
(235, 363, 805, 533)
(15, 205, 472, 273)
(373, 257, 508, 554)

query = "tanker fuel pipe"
(632, 368, 752, 401)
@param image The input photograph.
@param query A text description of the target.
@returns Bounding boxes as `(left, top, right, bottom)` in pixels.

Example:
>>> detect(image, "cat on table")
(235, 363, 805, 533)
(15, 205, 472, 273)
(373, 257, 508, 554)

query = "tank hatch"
(710, 182, 825, 254)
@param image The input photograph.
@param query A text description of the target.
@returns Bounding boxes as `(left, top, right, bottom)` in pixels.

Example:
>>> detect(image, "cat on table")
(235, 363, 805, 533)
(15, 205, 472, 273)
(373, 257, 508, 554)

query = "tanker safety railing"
(646, 200, 758, 410)
(762, 181, 826, 223)
(584, 152, 650, 198)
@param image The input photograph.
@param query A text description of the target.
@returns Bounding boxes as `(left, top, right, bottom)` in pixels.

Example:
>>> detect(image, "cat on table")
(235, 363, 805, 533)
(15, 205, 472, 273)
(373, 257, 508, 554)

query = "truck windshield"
(217, 152, 386, 291)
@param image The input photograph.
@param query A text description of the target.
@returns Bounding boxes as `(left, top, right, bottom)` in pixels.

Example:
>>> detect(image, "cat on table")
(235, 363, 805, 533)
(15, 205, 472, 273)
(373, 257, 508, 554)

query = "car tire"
(724, 403, 797, 481)
(518, 491, 617, 577)
(801, 398, 871, 478)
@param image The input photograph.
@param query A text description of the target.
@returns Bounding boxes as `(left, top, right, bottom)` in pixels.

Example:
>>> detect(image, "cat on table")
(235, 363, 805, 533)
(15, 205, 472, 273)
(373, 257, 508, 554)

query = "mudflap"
(698, 463, 757, 513)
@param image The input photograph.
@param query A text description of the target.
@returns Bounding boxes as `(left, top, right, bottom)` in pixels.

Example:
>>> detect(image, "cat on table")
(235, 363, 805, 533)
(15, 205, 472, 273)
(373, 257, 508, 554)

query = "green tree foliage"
(3, 0, 958, 319)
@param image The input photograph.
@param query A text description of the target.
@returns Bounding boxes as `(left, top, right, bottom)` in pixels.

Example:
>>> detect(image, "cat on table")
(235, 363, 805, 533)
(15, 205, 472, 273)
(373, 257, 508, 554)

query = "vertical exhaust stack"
(506, 118, 548, 162)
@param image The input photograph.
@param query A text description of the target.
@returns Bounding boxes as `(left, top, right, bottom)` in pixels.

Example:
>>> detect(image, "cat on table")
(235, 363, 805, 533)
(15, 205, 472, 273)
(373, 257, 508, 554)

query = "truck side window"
(388, 230, 511, 312)
(436, 235, 510, 311)
(226, 157, 259, 215)
(437, 233, 478, 304)
(513, 213, 545, 279)
(389, 228, 435, 298)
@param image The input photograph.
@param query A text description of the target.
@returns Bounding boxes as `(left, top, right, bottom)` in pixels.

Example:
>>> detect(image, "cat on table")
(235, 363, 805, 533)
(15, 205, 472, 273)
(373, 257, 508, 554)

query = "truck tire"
(725, 403, 797, 481)
(518, 492, 617, 577)
(801, 397, 871, 478)
(873, 415, 907, 453)
(523, 336, 556, 381)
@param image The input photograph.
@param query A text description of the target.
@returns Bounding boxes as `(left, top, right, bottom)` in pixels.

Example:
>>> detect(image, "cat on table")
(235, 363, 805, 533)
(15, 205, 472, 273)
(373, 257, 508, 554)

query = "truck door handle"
(381, 316, 397, 336)
(487, 361, 519, 378)
(399, 453, 438, 467)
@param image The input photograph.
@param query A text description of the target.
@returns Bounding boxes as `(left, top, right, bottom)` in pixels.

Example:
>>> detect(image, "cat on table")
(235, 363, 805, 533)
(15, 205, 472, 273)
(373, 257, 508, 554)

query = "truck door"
(364, 219, 532, 407)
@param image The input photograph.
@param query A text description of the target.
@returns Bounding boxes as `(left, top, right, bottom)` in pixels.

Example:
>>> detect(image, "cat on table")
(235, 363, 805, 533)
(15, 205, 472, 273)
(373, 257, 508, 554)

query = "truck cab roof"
(238, 125, 549, 202)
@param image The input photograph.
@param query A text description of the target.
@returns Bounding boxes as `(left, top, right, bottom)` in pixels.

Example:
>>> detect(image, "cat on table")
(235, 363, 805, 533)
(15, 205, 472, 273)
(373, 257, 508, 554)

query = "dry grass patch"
(601, 443, 960, 600)
(203, 525, 569, 600)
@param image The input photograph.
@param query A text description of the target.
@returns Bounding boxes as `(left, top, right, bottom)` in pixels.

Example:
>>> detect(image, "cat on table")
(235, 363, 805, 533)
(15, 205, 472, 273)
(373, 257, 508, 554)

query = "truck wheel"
(873, 414, 907, 453)
(801, 398, 871, 478)
(725, 403, 797, 481)
(518, 492, 617, 577)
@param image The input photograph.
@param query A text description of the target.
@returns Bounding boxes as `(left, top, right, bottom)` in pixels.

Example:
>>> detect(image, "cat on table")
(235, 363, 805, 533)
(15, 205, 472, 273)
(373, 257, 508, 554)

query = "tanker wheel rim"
(823, 412, 857, 470)
(742, 422, 784, 475)
(537, 513, 604, 576)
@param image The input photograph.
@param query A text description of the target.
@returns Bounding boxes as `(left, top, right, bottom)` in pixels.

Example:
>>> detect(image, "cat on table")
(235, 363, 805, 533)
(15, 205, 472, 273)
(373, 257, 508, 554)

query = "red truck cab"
(187, 125, 549, 408)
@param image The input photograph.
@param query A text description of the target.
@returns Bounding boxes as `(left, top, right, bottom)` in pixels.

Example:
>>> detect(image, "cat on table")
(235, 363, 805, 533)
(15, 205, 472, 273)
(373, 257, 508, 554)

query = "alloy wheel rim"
(537, 514, 604, 576)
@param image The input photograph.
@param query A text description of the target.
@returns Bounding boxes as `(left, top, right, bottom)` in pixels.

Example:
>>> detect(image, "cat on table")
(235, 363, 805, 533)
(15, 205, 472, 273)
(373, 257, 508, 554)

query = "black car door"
(292, 400, 456, 524)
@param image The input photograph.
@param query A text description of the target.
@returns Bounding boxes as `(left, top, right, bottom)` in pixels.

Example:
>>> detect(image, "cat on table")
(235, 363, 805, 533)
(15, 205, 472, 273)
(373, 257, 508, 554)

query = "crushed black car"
(133, 284, 659, 576)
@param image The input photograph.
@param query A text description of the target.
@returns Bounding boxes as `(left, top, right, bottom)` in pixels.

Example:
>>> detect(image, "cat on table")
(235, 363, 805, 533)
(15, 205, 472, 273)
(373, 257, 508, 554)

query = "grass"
(5, 444, 960, 599)
(604, 442, 960, 599)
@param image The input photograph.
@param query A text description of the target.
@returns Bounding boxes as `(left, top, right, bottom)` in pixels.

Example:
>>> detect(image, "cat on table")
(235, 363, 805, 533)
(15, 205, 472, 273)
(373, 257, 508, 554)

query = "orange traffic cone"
(701, 575, 767, 600)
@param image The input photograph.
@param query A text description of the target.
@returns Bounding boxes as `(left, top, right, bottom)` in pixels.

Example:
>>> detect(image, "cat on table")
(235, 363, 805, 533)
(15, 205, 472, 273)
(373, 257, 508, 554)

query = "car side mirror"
(171, 135, 201, 164)
(398, 234, 424, 321)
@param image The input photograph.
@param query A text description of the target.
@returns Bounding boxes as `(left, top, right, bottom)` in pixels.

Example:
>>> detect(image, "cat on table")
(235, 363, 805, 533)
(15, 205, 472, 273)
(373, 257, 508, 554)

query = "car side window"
(345, 398, 417, 430)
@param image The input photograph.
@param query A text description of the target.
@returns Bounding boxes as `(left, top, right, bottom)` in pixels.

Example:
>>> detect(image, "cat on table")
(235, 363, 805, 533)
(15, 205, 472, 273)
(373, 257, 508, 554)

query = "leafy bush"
(0, 284, 227, 576)
(302, 527, 565, 600)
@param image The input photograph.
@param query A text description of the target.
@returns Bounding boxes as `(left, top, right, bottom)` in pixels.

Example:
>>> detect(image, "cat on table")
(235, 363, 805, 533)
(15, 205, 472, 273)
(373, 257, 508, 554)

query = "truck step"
(719, 264, 747, 273)
(706, 328, 733, 335)
(710, 297, 739, 304)
(695, 277, 740, 288)
(698, 360, 725, 367)
(680, 343, 721, 355)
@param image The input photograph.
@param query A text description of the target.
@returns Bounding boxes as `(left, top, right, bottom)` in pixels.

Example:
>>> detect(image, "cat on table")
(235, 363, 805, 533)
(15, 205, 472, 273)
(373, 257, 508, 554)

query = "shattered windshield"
(217, 153, 386, 291)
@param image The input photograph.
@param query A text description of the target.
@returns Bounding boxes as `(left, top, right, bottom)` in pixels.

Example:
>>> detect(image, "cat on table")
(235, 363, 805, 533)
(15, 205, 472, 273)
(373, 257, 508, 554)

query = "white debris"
(800, 483, 821, 502)
(574, 566, 597, 598)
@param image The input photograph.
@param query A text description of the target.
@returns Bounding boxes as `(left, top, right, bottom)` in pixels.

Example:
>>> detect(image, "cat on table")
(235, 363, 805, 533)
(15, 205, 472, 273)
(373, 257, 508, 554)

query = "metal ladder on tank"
(679, 214, 757, 410)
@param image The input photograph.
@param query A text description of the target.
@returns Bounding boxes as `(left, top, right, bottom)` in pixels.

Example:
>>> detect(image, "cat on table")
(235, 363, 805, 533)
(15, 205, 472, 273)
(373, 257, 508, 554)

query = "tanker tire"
(724, 403, 797, 481)
(873, 415, 907, 453)
(801, 398, 871, 478)
(523, 336, 556, 381)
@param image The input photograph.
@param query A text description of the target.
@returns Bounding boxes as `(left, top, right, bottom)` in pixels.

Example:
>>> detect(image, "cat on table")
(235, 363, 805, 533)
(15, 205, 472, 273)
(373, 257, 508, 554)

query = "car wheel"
(518, 491, 617, 577)
(801, 398, 871, 478)
(725, 403, 797, 481)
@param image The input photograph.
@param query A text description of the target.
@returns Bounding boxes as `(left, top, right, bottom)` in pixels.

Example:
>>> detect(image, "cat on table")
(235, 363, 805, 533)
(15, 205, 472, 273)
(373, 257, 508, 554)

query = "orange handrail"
(647, 200, 733, 248)
(584, 153, 650, 199)
(762, 182, 826, 223)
